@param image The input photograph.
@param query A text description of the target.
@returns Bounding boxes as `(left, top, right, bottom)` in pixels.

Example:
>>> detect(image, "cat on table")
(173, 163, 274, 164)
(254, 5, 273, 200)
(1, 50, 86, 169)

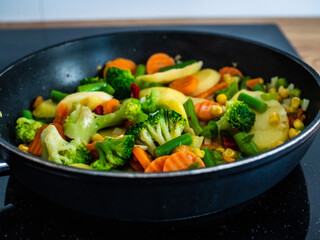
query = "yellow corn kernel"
(268, 88, 277, 93)
(279, 88, 289, 98)
(210, 105, 223, 116)
(285, 107, 295, 113)
(190, 148, 205, 158)
(290, 97, 301, 109)
(293, 119, 304, 130)
(269, 112, 280, 125)
(223, 156, 235, 163)
(277, 94, 282, 101)
(216, 94, 227, 105)
(92, 133, 104, 142)
(216, 147, 225, 153)
(222, 148, 236, 158)
(223, 74, 233, 84)
(289, 128, 300, 139)
(18, 144, 29, 153)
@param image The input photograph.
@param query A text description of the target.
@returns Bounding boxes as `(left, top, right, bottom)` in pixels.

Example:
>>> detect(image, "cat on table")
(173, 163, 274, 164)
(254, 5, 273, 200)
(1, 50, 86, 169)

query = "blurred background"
(0, 0, 320, 22)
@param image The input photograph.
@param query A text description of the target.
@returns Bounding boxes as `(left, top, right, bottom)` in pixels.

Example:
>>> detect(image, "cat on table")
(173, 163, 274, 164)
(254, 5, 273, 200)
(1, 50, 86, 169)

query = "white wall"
(0, 0, 320, 22)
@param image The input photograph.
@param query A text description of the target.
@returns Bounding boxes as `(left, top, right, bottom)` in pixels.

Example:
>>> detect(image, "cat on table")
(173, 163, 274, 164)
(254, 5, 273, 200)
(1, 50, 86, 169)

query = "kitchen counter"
(1, 18, 320, 73)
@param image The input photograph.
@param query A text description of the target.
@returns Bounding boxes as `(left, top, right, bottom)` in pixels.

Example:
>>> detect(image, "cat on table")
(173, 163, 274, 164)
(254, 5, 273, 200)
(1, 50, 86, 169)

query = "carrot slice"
(129, 158, 145, 172)
(103, 99, 120, 115)
(194, 100, 222, 121)
(163, 151, 205, 172)
(32, 96, 43, 110)
(169, 75, 199, 95)
(195, 82, 228, 99)
(246, 78, 263, 90)
(132, 146, 152, 169)
(28, 123, 65, 156)
(219, 67, 243, 78)
(144, 155, 169, 173)
(146, 53, 175, 74)
(53, 103, 69, 125)
(103, 58, 136, 77)
(86, 141, 97, 151)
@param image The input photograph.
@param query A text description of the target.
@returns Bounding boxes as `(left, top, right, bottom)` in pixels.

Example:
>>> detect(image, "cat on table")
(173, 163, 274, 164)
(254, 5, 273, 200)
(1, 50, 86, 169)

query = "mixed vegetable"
(15, 53, 309, 173)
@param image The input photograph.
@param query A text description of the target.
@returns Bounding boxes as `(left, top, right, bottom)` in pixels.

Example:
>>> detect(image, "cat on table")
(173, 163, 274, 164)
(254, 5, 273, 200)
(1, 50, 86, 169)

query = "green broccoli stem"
(134, 64, 146, 78)
(211, 150, 225, 165)
(202, 148, 214, 167)
(159, 60, 197, 72)
(183, 98, 203, 135)
(233, 132, 259, 157)
(238, 93, 268, 113)
(21, 110, 33, 119)
(51, 90, 69, 103)
(154, 133, 193, 158)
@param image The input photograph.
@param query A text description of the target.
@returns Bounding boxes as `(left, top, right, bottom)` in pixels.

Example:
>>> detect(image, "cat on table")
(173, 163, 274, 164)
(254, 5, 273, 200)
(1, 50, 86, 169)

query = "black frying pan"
(0, 30, 319, 221)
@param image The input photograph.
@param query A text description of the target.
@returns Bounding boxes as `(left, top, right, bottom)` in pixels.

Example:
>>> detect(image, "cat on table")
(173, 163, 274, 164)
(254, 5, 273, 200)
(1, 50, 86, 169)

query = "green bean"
(77, 82, 108, 92)
(187, 162, 203, 170)
(240, 76, 251, 90)
(202, 148, 214, 167)
(238, 93, 268, 113)
(233, 132, 259, 157)
(134, 64, 146, 77)
(215, 81, 239, 100)
(253, 83, 266, 92)
(183, 98, 203, 135)
(260, 93, 277, 101)
(154, 133, 193, 158)
(101, 84, 115, 95)
(50, 90, 68, 103)
(159, 60, 197, 72)
(21, 110, 33, 119)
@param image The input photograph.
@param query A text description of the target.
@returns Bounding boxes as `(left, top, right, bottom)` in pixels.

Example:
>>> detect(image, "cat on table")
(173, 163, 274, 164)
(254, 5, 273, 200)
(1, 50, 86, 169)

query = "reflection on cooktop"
(0, 165, 309, 239)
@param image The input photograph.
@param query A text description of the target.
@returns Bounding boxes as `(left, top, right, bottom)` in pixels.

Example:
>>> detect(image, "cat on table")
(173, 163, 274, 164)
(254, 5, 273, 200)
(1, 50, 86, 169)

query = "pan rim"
(0, 29, 320, 179)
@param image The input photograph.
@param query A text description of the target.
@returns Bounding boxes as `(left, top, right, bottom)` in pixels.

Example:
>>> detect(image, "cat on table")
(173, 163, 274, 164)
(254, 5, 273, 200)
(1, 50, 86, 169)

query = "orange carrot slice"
(219, 66, 243, 78)
(194, 100, 222, 121)
(169, 75, 199, 95)
(132, 146, 152, 169)
(195, 82, 228, 99)
(32, 96, 43, 110)
(144, 155, 169, 173)
(53, 103, 69, 125)
(129, 158, 145, 172)
(103, 58, 136, 77)
(246, 78, 263, 90)
(163, 151, 205, 172)
(103, 99, 120, 115)
(146, 53, 175, 74)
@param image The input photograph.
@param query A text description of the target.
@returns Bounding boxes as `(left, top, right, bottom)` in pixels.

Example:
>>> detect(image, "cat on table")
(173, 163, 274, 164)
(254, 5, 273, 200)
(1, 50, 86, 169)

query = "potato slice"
(33, 99, 57, 118)
(58, 91, 113, 112)
(191, 69, 220, 96)
(136, 61, 203, 84)
(231, 90, 289, 150)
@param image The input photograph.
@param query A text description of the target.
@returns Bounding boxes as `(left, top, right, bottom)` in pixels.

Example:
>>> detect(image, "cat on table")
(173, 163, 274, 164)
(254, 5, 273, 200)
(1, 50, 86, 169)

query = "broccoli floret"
(200, 120, 218, 139)
(141, 89, 160, 114)
(216, 100, 256, 133)
(64, 98, 142, 145)
(125, 109, 186, 155)
(91, 135, 135, 171)
(106, 67, 136, 100)
(15, 117, 45, 143)
(41, 125, 91, 165)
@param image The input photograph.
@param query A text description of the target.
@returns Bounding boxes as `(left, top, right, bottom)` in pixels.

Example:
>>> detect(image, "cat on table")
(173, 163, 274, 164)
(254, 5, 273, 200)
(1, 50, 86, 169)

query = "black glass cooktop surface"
(0, 24, 319, 239)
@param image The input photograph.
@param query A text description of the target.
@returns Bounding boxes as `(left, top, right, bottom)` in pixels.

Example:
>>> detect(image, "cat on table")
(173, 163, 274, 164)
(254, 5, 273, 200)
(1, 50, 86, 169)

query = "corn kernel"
(92, 133, 105, 142)
(18, 144, 29, 153)
(223, 74, 233, 84)
(216, 94, 227, 105)
(223, 156, 235, 163)
(285, 107, 295, 113)
(222, 148, 236, 158)
(293, 119, 304, 130)
(289, 128, 300, 138)
(269, 112, 280, 125)
(277, 94, 282, 101)
(190, 148, 205, 158)
(216, 147, 225, 153)
(290, 97, 301, 109)
(279, 88, 289, 98)
(210, 105, 223, 116)
(268, 88, 277, 93)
